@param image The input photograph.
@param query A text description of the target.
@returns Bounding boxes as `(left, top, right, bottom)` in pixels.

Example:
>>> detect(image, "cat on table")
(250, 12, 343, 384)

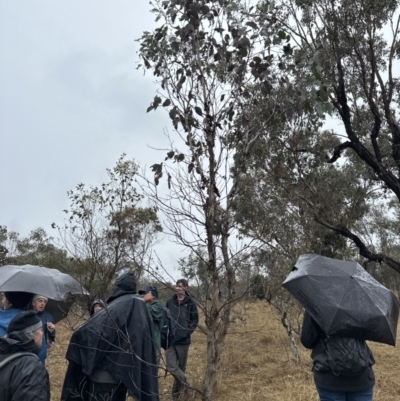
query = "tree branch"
(315, 217, 400, 274)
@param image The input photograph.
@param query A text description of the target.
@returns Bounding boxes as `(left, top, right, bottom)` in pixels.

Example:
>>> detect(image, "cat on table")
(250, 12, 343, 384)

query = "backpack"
(0, 352, 37, 370)
(160, 307, 176, 350)
(313, 336, 375, 377)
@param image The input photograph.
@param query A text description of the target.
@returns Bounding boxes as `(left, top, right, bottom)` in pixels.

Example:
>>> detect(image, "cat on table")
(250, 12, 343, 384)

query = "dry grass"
(47, 301, 400, 400)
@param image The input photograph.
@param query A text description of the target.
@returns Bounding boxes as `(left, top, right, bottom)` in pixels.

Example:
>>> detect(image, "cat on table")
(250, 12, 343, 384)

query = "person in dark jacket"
(61, 272, 159, 401)
(90, 299, 106, 316)
(0, 310, 50, 401)
(0, 292, 33, 337)
(165, 279, 198, 398)
(301, 311, 375, 401)
(31, 294, 56, 364)
(139, 285, 165, 356)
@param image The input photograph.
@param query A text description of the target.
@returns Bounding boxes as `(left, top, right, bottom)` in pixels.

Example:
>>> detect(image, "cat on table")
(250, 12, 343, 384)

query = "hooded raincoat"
(61, 272, 159, 401)
(0, 332, 50, 401)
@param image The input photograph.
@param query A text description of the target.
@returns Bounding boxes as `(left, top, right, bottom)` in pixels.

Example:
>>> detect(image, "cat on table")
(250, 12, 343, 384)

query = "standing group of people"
(0, 274, 199, 401)
(1, 273, 376, 401)
(61, 274, 198, 401)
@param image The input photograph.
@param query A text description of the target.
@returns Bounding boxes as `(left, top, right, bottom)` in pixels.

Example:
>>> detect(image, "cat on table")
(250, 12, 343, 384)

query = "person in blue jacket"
(0, 291, 33, 336)
(31, 294, 56, 364)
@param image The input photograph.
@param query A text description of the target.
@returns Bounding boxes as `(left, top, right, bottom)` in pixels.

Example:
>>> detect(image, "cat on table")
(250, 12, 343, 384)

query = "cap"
(7, 311, 42, 335)
(138, 285, 158, 298)
(32, 294, 48, 302)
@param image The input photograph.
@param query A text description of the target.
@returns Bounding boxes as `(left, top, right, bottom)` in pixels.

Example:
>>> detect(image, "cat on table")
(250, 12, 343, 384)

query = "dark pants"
(316, 386, 374, 401)
(85, 381, 127, 401)
(165, 344, 189, 396)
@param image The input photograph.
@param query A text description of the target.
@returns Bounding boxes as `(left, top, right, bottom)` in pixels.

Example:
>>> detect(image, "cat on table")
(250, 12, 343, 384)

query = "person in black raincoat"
(0, 310, 50, 401)
(301, 311, 375, 401)
(60, 272, 159, 401)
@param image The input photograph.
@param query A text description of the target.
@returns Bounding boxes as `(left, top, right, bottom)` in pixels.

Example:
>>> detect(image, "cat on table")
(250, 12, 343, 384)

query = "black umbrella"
(0, 264, 88, 323)
(282, 254, 400, 346)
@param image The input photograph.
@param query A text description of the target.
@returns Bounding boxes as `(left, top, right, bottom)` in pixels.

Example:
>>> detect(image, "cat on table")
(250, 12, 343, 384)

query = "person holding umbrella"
(31, 294, 56, 364)
(0, 291, 33, 336)
(301, 311, 375, 401)
(283, 254, 400, 401)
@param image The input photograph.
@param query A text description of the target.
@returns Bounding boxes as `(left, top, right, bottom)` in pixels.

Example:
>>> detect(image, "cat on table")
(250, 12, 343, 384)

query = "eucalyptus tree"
(137, 1, 285, 399)
(255, 0, 400, 272)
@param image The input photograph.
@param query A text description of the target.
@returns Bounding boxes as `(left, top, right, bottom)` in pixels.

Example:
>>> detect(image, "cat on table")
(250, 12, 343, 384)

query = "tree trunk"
(202, 328, 221, 401)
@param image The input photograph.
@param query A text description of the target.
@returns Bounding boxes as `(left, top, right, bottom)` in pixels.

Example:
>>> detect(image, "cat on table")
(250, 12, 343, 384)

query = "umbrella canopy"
(0, 264, 88, 323)
(282, 254, 400, 346)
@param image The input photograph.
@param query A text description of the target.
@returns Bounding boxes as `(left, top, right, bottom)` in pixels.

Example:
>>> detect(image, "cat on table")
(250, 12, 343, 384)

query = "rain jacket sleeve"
(60, 360, 86, 401)
(46, 312, 56, 342)
(300, 311, 324, 349)
(188, 300, 198, 336)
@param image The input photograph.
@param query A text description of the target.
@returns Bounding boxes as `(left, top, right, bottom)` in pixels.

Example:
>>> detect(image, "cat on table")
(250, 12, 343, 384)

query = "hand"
(47, 322, 55, 333)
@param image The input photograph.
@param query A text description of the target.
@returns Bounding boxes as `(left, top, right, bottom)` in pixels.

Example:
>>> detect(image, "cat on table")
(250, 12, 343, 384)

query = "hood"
(90, 299, 106, 316)
(0, 331, 40, 355)
(107, 272, 136, 303)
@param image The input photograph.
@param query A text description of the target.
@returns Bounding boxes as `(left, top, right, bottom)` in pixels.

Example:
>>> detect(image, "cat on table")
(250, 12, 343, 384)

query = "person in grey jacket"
(301, 311, 375, 401)
(165, 279, 198, 399)
(0, 311, 50, 401)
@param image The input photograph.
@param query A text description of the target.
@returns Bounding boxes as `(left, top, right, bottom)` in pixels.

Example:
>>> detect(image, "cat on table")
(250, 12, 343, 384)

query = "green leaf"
(163, 99, 171, 107)
(147, 105, 154, 113)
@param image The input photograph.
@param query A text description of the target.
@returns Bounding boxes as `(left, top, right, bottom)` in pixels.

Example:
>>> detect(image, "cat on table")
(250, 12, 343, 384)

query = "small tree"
(54, 155, 162, 302)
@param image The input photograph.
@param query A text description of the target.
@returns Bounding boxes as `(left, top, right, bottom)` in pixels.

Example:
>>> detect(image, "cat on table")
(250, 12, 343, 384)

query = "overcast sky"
(0, 1, 184, 274)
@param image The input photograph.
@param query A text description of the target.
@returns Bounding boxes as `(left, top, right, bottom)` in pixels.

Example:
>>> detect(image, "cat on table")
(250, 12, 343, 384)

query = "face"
(31, 328, 43, 347)
(32, 298, 47, 312)
(175, 283, 187, 296)
(93, 304, 103, 313)
(142, 291, 155, 303)
(1, 294, 11, 309)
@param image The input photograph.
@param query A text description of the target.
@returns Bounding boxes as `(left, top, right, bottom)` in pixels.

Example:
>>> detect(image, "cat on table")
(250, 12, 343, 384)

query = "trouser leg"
(166, 344, 190, 396)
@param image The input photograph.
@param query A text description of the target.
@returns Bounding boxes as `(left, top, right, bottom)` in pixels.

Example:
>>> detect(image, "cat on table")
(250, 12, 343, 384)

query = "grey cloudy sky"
(0, 1, 183, 272)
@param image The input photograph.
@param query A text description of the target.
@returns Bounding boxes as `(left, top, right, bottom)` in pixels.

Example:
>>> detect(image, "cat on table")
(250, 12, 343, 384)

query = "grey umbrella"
(0, 264, 88, 323)
(282, 254, 399, 346)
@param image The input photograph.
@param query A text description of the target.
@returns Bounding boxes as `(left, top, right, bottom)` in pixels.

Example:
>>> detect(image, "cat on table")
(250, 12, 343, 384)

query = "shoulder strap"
(0, 352, 37, 370)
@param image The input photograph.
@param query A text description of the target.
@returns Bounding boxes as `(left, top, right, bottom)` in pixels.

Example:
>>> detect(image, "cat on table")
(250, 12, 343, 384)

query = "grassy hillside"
(47, 301, 400, 400)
